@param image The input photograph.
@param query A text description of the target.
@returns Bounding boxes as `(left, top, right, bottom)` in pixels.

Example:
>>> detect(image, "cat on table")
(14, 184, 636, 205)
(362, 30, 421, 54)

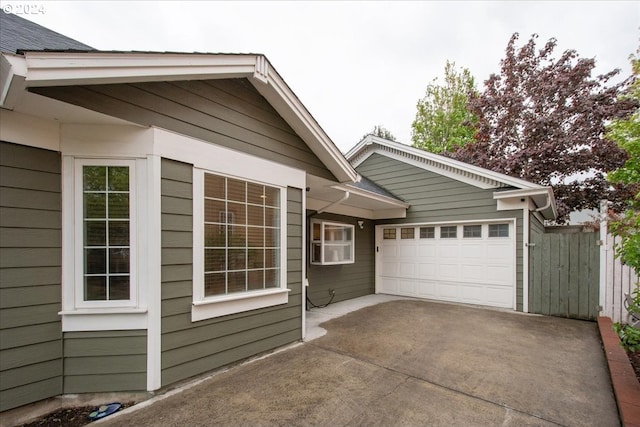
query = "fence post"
(599, 200, 608, 318)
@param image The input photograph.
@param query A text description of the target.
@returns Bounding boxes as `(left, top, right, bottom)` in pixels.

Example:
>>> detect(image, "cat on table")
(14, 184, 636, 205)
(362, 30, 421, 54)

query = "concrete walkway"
(99, 296, 619, 427)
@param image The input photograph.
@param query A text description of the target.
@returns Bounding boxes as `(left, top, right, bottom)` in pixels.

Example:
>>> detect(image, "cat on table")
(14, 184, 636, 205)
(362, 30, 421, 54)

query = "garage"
(377, 221, 515, 309)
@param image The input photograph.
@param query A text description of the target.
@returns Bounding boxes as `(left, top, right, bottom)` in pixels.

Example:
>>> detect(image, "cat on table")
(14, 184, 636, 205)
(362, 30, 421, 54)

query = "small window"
(383, 228, 396, 240)
(463, 225, 482, 238)
(489, 223, 510, 238)
(420, 227, 435, 239)
(440, 226, 457, 239)
(401, 228, 415, 239)
(311, 220, 355, 265)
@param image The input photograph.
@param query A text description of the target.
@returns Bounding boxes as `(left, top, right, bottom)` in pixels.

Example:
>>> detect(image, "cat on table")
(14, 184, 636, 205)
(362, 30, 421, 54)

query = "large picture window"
(203, 173, 280, 296)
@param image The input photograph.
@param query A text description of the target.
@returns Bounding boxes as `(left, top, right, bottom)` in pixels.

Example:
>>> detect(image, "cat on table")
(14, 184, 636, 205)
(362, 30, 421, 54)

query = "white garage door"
(377, 222, 515, 309)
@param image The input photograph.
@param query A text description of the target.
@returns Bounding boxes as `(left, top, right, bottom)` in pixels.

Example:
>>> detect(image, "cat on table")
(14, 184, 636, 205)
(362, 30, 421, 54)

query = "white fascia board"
(250, 62, 358, 184)
(22, 52, 258, 87)
(333, 184, 410, 209)
(1, 53, 27, 108)
(348, 136, 544, 191)
(493, 187, 557, 220)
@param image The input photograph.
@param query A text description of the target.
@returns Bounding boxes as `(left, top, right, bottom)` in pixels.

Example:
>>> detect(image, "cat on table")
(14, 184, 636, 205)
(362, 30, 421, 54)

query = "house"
(0, 13, 556, 415)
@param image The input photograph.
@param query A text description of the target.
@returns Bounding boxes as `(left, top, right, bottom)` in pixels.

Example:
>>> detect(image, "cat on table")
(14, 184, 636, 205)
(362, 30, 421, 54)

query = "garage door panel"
(461, 264, 485, 281)
(417, 262, 437, 278)
(417, 245, 436, 257)
(379, 221, 515, 310)
(461, 244, 484, 259)
(398, 262, 415, 277)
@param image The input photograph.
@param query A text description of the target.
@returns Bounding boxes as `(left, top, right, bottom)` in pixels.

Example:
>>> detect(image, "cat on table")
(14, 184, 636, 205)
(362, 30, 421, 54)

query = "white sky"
(5, 0, 639, 153)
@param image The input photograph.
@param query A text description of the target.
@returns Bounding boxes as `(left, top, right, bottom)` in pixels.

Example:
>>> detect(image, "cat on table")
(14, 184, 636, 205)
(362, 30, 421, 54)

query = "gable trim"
(347, 135, 544, 191)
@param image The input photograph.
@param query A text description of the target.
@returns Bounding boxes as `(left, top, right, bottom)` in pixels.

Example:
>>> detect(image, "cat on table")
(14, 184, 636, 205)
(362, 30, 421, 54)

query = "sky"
(4, 0, 639, 153)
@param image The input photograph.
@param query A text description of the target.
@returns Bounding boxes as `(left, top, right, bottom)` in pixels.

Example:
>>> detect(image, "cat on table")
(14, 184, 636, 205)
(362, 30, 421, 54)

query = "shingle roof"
(0, 12, 93, 53)
(350, 176, 404, 201)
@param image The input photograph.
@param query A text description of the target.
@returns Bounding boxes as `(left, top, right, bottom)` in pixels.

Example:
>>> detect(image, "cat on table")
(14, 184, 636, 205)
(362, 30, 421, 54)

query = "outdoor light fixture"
(357, 220, 364, 230)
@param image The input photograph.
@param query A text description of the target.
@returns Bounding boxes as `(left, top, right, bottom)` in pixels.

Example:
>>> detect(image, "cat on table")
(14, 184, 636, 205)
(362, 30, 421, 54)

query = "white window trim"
(192, 168, 289, 322)
(61, 155, 150, 331)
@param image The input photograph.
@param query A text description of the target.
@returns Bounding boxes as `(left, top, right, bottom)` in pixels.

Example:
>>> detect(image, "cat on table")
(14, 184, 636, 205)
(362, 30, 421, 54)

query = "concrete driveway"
(99, 297, 618, 427)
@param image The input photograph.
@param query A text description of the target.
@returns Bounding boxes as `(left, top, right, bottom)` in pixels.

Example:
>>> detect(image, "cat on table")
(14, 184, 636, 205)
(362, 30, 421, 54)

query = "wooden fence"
(529, 227, 600, 320)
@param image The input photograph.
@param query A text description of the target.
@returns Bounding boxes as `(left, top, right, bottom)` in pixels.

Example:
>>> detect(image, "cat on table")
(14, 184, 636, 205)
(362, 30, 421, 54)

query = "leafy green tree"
(607, 48, 640, 276)
(453, 33, 637, 222)
(411, 61, 477, 154)
(362, 125, 397, 141)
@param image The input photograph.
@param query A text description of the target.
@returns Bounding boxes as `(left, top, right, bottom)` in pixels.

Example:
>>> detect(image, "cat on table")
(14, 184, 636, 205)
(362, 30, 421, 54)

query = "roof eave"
(6, 51, 358, 183)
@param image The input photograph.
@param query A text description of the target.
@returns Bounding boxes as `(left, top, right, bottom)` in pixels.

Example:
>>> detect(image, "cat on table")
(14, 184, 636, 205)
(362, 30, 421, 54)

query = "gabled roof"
(0, 13, 94, 53)
(347, 135, 557, 219)
(1, 50, 358, 183)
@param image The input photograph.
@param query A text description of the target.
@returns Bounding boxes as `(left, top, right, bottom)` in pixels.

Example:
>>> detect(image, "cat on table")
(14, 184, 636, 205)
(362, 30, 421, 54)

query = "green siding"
(31, 79, 335, 181)
(0, 142, 63, 412)
(357, 153, 525, 311)
(307, 213, 375, 305)
(160, 160, 303, 387)
(62, 330, 147, 393)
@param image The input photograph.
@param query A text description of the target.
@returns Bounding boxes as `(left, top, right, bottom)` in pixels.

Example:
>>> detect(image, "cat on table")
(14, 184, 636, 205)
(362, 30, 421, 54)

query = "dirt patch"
(19, 403, 134, 427)
(629, 350, 640, 382)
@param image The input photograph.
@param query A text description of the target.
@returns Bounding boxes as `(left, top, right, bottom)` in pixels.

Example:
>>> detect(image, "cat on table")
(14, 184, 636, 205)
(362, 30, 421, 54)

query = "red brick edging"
(597, 316, 640, 427)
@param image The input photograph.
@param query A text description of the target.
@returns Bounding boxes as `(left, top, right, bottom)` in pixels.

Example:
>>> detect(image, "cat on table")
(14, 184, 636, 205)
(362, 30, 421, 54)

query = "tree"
(362, 125, 397, 141)
(607, 48, 640, 275)
(411, 60, 477, 154)
(453, 33, 637, 222)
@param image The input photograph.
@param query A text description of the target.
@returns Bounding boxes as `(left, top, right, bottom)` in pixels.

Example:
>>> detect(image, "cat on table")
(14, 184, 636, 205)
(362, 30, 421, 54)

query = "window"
(73, 159, 138, 310)
(383, 228, 396, 240)
(463, 225, 482, 238)
(420, 227, 435, 239)
(440, 226, 457, 238)
(489, 223, 510, 238)
(204, 173, 280, 296)
(311, 221, 354, 265)
(82, 165, 131, 301)
(401, 227, 415, 239)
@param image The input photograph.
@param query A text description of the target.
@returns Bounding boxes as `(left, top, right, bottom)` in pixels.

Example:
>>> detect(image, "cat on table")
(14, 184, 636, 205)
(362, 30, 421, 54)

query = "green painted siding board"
(160, 157, 193, 183)
(0, 377, 63, 412)
(64, 373, 146, 393)
(64, 355, 146, 375)
(64, 335, 146, 357)
(0, 187, 61, 210)
(0, 340, 62, 371)
(0, 228, 61, 248)
(161, 196, 193, 215)
(161, 329, 300, 386)
(0, 266, 62, 289)
(0, 142, 63, 411)
(0, 359, 62, 391)
(0, 304, 60, 328)
(0, 248, 62, 268)
(0, 166, 61, 192)
(161, 280, 192, 300)
(161, 179, 193, 200)
(161, 248, 193, 265)
(33, 80, 335, 180)
(162, 318, 299, 367)
(161, 230, 193, 248)
(0, 285, 60, 309)
(0, 142, 61, 172)
(0, 207, 61, 229)
(161, 213, 193, 232)
(161, 265, 193, 283)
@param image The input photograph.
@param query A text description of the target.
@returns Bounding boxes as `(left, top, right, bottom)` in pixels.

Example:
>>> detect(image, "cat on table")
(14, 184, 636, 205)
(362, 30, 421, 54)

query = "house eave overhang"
(1, 51, 358, 184)
(493, 187, 557, 220)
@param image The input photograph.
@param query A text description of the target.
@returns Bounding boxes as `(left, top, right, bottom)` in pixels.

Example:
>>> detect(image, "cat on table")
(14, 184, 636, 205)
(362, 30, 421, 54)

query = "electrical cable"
(306, 290, 336, 309)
